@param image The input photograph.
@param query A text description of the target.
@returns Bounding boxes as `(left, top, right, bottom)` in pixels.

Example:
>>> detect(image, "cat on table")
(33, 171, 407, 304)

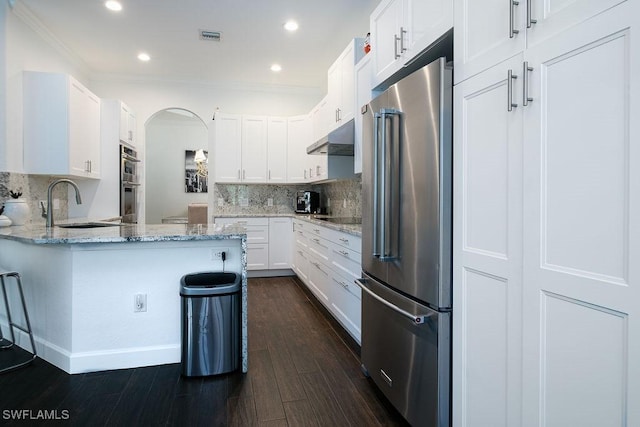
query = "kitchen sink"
(57, 222, 121, 229)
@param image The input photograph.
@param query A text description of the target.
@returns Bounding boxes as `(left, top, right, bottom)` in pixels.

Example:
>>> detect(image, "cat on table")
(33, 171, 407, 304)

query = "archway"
(144, 108, 208, 224)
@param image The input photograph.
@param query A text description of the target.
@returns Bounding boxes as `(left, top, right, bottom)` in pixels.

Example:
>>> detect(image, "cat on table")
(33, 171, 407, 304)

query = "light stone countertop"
(213, 213, 362, 237)
(0, 222, 247, 245)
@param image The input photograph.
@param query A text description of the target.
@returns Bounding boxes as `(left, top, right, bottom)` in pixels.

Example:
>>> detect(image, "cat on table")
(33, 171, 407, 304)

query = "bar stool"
(0, 266, 37, 373)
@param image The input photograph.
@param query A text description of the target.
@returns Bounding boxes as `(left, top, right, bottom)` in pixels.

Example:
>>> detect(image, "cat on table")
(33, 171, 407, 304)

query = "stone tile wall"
(0, 172, 69, 225)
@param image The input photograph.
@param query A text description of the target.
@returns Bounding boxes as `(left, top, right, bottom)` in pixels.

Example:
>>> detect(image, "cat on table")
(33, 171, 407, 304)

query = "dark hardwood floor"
(0, 276, 407, 426)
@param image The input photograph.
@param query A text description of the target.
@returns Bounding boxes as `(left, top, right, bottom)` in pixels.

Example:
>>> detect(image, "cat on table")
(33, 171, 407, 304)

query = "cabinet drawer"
(215, 217, 268, 226)
(329, 270, 361, 343)
(294, 229, 309, 249)
(307, 253, 331, 305)
(293, 247, 309, 283)
(325, 228, 361, 252)
(329, 242, 361, 281)
(307, 234, 330, 263)
(247, 243, 269, 270)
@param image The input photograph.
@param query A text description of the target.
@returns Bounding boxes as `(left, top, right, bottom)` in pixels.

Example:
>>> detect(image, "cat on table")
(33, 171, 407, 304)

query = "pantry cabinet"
(453, 0, 626, 84)
(370, 0, 453, 87)
(23, 72, 101, 179)
(453, 3, 640, 426)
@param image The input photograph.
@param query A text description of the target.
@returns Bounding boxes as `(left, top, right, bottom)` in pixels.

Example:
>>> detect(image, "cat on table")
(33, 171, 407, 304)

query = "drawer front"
(245, 226, 268, 244)
(215, 217, 269, 227)
(307, 234, 330, 263)
(294, 229, 309, 249)
(293, 247, 309, 283)
(329, 270, 361, 343)
(307, 253, 331, 305)
(329, 241, 362, 280)
(247, 243, 269, 270)
(325, 228, 362, 252)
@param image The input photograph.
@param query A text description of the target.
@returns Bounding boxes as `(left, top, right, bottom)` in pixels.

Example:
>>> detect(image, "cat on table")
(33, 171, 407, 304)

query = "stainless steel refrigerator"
(356, 57, 452, 427)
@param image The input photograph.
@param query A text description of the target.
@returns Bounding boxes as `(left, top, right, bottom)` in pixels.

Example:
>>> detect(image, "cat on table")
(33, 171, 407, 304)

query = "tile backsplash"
(212, 176, 362, 218)
(0, 172, 69, 225)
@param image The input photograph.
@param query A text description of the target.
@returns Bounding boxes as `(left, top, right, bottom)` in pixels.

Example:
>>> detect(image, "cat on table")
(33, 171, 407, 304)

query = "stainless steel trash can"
(180, 272, 241, 376)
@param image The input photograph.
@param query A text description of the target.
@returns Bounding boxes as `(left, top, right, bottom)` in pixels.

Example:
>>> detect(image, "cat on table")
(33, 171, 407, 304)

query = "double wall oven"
(120, 144, 140, 223)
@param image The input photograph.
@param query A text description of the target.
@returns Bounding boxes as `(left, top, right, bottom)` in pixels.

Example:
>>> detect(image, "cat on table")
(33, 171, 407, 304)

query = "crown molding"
(11, 0, 90, 76)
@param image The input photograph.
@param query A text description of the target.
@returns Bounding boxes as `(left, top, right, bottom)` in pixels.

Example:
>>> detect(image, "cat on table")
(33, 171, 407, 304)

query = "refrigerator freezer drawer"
(359, 273, 451, 427)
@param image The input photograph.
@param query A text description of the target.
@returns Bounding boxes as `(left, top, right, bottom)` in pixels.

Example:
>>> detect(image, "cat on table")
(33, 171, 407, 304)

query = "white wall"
(145, 111, 209, 223)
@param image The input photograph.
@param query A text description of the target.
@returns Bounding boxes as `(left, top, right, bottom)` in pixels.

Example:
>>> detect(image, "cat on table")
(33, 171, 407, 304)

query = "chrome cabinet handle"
(523, 61, 533, 106)
(312, 238, 320, 243)
(304, 169, 307, 179)
(313, 228, 320, 233)
(507, 69, 518, 112)
(237, 169, 241, 180)
(338, 250, 349, 257)
(527, 0, 537, 28)
(355, 279, 432, 325)
(242, 169, 246, 180)
(339, 237, 349, 243)
(268, 170, 271, 180)
(509, 0, 520, 38)
(399, 27, 407, 54)
(333, 278, 348, 288)
(394, 34, 401, 59)
(337, 108, 341, 122)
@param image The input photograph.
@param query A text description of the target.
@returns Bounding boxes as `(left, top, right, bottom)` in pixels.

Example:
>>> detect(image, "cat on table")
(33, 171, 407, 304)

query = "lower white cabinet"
(293, 218, 362, 343)
(215, 217, 291, 271)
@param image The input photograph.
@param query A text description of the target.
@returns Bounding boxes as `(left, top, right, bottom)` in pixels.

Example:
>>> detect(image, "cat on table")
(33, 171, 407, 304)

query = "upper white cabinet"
(241, 116, 268, 183)
(267, 117, 288, 183)
(454, 0, 626, 84)
(268, 217, 292, 269)
(327, 38, 365, 131)
(287, 115, 312, 183)
(370, 0, 453, 87)
(119, 102, 137, 147)
(310, 95, 330, 144)
(23, 72, 101, 179)
(354, 54, 377, 174)
(453, 3, 640, 426)
(213, 113, 242, 183)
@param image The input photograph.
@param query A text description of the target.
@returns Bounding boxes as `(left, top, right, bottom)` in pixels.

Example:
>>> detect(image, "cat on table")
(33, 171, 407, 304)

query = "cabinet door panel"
(267, 118, 288, 183)
(287, 116, 311, 182)
(241, 116, 268, 182)
(404, 0, 453, 61)
(522, 5, 639, 426)
(453, 54, 523, 427)
(371, 0, 403, 84)
(214, 114, 242, 183)
(454, 0, 525, 84)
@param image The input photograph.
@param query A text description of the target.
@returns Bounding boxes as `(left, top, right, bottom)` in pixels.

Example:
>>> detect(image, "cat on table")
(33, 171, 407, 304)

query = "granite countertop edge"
(213, 213, 362, 237)
(0, 223, 248, 245)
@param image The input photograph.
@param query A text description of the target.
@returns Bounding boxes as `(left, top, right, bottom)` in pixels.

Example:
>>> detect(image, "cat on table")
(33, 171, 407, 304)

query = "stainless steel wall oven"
(120, 144, 140, 223)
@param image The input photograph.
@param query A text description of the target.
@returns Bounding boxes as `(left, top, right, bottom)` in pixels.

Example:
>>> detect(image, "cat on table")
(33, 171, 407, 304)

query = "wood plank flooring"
(0, 276, 407, 426)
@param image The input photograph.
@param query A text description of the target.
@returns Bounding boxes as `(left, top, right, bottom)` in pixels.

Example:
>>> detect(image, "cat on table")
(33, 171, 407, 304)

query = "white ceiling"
(18, 0, 378, 90)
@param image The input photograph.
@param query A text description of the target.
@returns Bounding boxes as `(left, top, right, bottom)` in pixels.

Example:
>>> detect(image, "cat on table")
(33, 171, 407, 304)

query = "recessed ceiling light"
(270, 64, 282, 72)
(284, 21, 299, 32)
(104, 1, 122, 12)
(138, 53, 151, 62)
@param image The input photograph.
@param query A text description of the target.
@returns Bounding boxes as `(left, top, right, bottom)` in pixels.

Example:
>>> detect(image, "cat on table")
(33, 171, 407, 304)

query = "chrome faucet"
(41, 179, 82, 228)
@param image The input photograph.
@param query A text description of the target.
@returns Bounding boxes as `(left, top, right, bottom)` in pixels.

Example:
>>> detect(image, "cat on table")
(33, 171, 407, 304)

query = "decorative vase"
(0, 215, 11, 227)
(3, 198, 30, 226)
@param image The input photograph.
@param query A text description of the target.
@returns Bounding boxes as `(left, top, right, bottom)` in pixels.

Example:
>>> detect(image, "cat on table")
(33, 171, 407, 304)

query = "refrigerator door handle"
(373, 112, 381, 257)
(355, 279, 431, 324)
(379, 108, 401, 261)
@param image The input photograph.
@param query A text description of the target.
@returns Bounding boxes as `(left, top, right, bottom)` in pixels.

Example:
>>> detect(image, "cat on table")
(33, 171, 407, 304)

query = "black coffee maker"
(295, 191, 320, 213)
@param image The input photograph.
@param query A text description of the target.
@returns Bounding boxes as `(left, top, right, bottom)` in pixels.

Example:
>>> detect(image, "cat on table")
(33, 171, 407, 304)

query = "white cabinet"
(287, 115, 312, 182)
(268, 217, 291, 269)
(241, 116, 268, 183)
(213, 113, 242, 183)
(119, 102, 137, 147)
(370, 0, 453, 87)
(453, 3, 640, 426)
(327, 39, 364, 131)
(354, 54, 377, 174)
(292, 219, 363, 343)
(453, 0, 625, 84)
(23, 72, 101, 179)
(267, 117, 288, 183)
(310, 96, 330, 143)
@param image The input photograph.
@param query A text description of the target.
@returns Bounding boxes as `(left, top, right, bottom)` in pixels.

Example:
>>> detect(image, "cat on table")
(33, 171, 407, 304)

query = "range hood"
(306, 119, 354, 156)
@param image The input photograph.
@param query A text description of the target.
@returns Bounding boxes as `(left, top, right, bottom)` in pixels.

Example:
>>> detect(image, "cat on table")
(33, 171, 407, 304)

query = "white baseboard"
(247, 269, 295, 278)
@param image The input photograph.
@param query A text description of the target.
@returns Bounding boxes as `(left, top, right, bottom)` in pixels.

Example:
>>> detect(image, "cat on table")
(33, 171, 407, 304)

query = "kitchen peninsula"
(0, 223, 248, 374)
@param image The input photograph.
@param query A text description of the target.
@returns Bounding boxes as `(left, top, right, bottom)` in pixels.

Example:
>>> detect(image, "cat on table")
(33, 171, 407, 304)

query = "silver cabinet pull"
(507, 69, 518, 112)
(399, 27, 407, 54)
(237, 169, 241, 180)
(394, 34, 400, 59)
(527, 0, 537, 28)
(304, 169, 307, 179)
(509, 0, 520, 38)
(355, 279, 431, 325)
(332, 277, 348, 289)
(268, 170, 271, 180)
(523, 61, 533, 106)
(339, 237, 349, 243)
(312, 238, 321, 243)
(313, 228, 320, 233)
(338, 250, 349, 257)
(243, 169, 246, 180)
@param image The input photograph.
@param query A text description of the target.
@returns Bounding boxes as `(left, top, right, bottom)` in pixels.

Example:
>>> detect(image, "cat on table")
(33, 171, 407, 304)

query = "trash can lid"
(180, 272, 241, 296)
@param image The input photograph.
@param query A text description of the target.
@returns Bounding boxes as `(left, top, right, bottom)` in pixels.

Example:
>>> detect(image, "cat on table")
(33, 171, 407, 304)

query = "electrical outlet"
(212, 248, 229, 260)
(267, 198, 273, 207)
(134, 293, 147, 312)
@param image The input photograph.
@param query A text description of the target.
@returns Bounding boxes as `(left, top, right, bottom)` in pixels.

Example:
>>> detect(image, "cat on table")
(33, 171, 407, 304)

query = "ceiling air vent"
(199, 30, 222, 42)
